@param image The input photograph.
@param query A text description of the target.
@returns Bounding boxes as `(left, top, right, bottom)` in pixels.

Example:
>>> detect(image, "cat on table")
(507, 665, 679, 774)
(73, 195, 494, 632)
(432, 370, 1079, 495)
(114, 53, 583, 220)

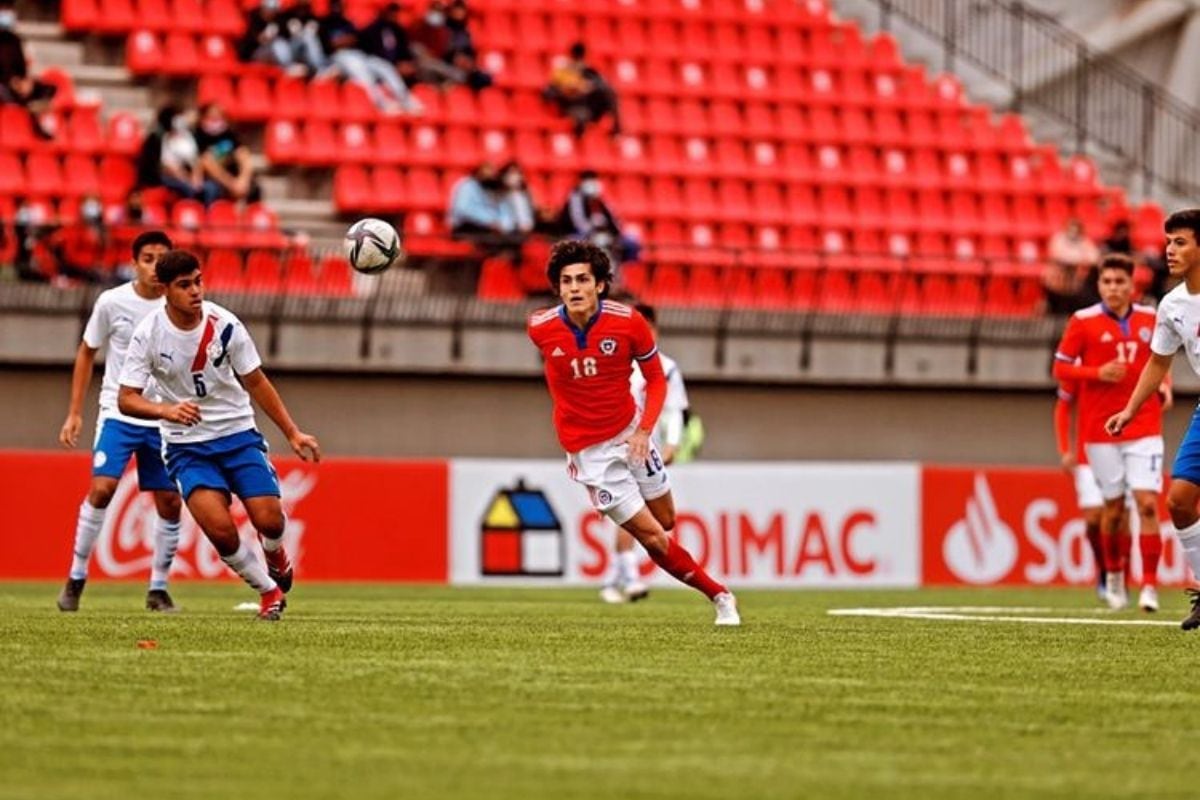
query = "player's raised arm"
(240, 368, 321, 462)
(1106, 352, 1173, 436)
(59, 341, 99, 448)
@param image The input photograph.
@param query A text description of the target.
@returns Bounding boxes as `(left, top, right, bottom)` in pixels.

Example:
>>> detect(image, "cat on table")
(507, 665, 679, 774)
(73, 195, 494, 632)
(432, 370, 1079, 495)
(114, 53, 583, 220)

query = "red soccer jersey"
(528, 300, 660, 452)
(1054, 303, 1161, 444)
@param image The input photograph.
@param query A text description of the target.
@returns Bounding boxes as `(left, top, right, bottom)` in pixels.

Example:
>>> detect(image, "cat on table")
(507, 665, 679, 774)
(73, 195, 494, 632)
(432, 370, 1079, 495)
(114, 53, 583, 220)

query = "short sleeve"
(630, 310, 658, 361)
(1054, 316, 1084, 363)
(227, 320, 263, 376)
(1151, 303, 1183, 356)
(119, 321, 152, 389)
(82, 295, 109, 349)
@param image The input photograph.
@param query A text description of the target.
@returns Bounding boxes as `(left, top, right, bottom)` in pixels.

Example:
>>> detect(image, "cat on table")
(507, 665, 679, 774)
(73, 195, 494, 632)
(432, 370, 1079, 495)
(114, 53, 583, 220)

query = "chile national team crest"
(599, 337, 618, 356)
(479, 480, 564, 576)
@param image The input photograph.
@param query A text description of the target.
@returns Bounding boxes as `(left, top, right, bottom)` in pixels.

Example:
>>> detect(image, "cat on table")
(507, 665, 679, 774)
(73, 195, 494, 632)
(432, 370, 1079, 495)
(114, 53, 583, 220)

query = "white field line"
(828, 606, 1179, 627)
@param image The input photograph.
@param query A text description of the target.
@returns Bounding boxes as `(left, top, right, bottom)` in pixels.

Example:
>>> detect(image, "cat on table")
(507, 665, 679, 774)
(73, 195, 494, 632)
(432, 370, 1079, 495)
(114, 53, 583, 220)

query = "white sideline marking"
(828, 606, 1179, 627)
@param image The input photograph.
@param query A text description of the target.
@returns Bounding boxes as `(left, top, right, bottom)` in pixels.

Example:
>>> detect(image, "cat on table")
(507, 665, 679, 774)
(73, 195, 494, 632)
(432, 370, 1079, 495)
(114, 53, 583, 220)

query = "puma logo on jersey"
(551, 346, 565, 357)
(159, 352, 174, 362)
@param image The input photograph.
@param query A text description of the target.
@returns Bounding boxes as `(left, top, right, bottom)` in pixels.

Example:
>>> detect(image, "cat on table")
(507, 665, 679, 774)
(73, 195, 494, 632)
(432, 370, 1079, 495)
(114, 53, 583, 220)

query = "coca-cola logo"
(94, 467, 317, 579)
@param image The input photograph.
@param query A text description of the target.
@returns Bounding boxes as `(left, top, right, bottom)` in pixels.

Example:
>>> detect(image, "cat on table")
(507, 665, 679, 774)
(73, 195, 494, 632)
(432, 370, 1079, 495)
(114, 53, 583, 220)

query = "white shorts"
(1084, 436, 1164, 500)
(566, 421, 671, 525)
(1073, 464, 1104, 510)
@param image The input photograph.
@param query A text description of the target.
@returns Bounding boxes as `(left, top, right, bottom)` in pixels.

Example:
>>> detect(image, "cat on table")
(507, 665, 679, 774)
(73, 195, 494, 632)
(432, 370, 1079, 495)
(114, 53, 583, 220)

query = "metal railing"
(869, 0, 1200, 201)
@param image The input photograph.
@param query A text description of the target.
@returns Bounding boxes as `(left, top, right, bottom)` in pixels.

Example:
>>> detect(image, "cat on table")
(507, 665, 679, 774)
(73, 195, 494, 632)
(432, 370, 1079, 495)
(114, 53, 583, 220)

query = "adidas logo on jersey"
(1101, 332, 1113, 342)
(551, 347, 565, 357)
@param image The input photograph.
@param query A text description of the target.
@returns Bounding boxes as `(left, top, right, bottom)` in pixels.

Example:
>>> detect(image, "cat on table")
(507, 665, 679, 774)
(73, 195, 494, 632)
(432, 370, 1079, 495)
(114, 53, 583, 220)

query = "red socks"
(1103, 530, 1126, 574)
(649, 538, 726, 600)
(1140, 534, 1162, 586)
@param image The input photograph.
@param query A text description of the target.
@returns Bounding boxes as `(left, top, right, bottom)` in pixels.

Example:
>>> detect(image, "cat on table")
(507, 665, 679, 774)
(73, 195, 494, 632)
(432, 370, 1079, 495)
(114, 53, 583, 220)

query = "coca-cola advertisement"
(0, 451, 449, 581)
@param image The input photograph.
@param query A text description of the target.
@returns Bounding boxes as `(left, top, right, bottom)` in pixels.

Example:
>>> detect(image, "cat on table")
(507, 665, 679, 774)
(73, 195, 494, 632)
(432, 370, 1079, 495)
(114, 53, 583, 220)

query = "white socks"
(69, 501, 107, 580)
(617, 550, 639, 586)
(260, 532, 283, 553)
(220, 540, 277, 594)
(149, 518, 181, 591)
(1176, 518, 1200, 582)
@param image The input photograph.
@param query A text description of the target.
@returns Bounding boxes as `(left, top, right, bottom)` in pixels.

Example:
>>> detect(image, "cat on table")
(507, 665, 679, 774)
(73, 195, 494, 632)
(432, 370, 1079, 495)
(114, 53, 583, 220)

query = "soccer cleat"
(145, 589, 178, 613)
(1104, 572, 1128, 611)
(57, 578, 86, 612)
(1138, 585, 1159, 613)
(624, 581, 650, 602)
(713, 591, 740, 626)
(263, 547, 294, 594)
(1182, 589, 1200, 631)
(599, 585, 626, 604)
(256, 587, 287, 621)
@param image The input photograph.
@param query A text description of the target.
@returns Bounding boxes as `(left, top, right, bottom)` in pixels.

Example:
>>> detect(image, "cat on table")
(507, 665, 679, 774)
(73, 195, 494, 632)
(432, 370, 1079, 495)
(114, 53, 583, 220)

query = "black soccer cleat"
(57, 578, 86, 612)
(1181, 589, 1200, 631)
(145, 589, 178, 613)
(267, 563, 294, 594)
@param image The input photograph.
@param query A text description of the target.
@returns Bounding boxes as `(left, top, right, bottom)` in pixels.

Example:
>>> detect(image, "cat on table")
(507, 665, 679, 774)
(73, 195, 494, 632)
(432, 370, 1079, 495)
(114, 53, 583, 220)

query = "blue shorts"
(164, 429, 280, 501)
(92, 417, 174, 492)
(1174, 408, 1200, 486)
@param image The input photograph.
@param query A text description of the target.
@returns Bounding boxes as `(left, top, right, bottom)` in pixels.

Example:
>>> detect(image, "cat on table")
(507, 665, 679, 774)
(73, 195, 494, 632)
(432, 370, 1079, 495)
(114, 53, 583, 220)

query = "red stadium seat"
(126, 31, 163, 75)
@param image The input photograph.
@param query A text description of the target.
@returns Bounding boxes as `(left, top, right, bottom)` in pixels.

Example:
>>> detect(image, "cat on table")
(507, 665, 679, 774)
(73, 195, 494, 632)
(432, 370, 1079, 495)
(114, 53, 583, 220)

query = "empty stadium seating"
(5, 0, 1164, 309)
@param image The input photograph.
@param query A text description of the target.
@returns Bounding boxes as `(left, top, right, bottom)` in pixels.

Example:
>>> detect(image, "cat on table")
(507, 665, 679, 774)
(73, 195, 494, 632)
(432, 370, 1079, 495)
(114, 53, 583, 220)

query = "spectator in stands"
(544, 42, 621, 138)
(0, 2, 56, 140)
(319, 0, 423, 114)
(359, 3, 420, 88)
(407, 0, 492, 91)
(1044, 217, 1099, 314)
(448, 162, 525, 250)
(558, 170, 639, 266)
(498, 161, 554, 237)
(1103, 219, 1133, 256)
(47, 195, 107, 284)
(194, 102, 262, 205)
(138, 105, 219, 206)
(238, 0, 324, 75)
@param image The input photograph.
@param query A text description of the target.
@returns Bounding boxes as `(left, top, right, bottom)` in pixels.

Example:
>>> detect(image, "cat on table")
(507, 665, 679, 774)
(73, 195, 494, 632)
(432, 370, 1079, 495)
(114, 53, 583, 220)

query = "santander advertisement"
(922, 466, 1187, 587)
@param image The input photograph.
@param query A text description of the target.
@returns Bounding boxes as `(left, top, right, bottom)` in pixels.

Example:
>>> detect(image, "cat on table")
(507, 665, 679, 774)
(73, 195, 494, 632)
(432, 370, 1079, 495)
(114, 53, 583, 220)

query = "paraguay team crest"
(479, 480, 564, 576)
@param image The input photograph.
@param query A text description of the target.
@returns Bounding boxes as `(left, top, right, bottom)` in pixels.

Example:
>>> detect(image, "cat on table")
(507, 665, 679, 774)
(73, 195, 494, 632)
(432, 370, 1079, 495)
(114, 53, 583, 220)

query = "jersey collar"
(558, 303, 603, 349)
(1100, 301, 1133, 335)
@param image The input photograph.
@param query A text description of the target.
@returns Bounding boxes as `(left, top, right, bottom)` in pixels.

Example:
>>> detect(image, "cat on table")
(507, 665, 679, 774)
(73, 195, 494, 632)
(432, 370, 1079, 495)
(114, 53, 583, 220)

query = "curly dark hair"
(155, 249, 202, 286)
(546, 239, 612, 295)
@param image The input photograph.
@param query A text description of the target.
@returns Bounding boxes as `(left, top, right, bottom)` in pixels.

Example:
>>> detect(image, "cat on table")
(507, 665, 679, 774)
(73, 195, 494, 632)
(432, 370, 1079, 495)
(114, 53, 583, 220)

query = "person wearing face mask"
(47, 195, 108, 285)
(318, 0, 423, 115)
(558, 170, 640, 270)
(359, 3, 420, 87)
(194, 103, 262, 204)
(0, 1, 56, 139)
(544, 41, 621, 138)
(139, 105, 220, 206)
(448, 161, 525, 250)
(498, 161, 555, 237)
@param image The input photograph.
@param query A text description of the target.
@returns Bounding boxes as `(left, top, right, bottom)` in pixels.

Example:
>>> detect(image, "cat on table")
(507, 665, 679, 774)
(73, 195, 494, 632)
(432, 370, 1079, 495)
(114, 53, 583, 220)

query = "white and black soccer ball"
(344, 218, 402, 274)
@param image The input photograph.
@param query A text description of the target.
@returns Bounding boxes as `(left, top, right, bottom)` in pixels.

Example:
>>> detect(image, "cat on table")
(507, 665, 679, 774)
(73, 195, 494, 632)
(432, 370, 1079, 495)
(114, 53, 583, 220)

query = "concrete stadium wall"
(3, 366, 1195, 467)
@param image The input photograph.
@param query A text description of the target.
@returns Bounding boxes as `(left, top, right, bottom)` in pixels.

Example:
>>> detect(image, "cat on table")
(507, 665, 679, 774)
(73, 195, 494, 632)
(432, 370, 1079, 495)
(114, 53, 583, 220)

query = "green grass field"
(1, 583, 1197, 800)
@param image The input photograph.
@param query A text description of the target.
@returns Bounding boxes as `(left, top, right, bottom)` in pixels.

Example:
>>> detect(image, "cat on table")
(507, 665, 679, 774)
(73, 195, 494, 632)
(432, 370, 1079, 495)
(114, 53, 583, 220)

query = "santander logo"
(93, 468, 317, 579)
(942, 474, 1018, 584)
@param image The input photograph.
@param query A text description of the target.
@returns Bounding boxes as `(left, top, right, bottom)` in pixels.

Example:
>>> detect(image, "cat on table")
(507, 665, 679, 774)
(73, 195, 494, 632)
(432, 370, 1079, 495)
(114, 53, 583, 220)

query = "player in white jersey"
(117, 251, 320, 621)
(56, 231, 183, 613)
(1108, 209, 1200, 629)
(600, 303, 692, 604)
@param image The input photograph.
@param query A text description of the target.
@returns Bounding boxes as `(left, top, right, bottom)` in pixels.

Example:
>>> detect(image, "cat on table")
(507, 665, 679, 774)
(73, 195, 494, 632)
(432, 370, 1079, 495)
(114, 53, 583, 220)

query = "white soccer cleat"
(1105, 573, 1129, 611)
(713, 592, 740, 626)
(623, 581, 650, 602)
(599, 585, 626, 604)
(1138, 585, 1159, 613)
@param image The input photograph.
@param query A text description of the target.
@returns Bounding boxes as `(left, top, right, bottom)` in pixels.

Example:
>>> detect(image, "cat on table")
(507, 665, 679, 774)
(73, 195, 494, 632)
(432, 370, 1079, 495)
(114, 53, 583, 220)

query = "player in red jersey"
(1053, 255, 1168, 611)
(1054, 378, 1112, 602)
(527, 241, 739, 625)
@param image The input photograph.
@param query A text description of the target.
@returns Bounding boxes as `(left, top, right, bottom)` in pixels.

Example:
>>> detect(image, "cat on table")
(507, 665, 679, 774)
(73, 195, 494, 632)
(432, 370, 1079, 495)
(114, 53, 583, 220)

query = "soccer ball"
(344, 218, 402, 274)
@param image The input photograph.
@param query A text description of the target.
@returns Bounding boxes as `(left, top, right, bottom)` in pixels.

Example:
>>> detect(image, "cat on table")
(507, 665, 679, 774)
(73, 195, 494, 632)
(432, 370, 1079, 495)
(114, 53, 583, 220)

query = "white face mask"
(172, 115, 190, 132)
(0, 11, 15, 28)
(426, 11, 444, 25)
(580, 179, 601, 197)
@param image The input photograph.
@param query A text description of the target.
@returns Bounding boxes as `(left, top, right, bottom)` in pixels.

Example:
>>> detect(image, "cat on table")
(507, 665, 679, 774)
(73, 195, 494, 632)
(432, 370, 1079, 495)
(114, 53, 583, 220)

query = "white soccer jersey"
(82, 282, 164, 427)
(630, 351, 689, 448)
(120, 301, 262, 444)
(1151, 283, 1200, 377)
